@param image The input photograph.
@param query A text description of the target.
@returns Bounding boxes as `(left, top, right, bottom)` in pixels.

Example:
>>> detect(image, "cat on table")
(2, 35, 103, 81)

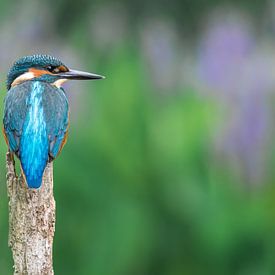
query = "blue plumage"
(20, 82, 49, 188)
(4, 80, 69, 188)
(3, 54, 103, 188)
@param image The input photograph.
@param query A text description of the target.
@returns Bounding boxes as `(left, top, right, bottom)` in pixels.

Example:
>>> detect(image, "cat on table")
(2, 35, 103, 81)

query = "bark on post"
(6, 152, 55, 275)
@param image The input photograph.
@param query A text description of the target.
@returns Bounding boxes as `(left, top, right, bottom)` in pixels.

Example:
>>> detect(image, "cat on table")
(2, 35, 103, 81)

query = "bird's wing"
(3, 82, 69, 159)
(42, 85, 69, 159)
(3, 82, 30, 155)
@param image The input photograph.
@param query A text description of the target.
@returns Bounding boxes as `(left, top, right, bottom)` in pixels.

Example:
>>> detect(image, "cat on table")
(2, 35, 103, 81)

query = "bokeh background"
(1, 0, 275, 274)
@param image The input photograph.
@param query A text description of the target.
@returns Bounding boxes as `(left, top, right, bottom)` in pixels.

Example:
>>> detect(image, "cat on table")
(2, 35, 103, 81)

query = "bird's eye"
(46, 65, 54, 72)
(46, 65, 59, 73)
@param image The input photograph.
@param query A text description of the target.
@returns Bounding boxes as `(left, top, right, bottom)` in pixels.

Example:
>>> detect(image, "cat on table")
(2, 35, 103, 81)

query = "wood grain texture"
(6, 152, 55, 275)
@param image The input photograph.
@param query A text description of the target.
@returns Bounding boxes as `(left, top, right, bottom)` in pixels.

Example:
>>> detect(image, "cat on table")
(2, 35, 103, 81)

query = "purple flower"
(198, 12, 275, 186)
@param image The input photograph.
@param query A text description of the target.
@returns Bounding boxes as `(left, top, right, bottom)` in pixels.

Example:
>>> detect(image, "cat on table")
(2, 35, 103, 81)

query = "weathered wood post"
(6, 152, 55, 275)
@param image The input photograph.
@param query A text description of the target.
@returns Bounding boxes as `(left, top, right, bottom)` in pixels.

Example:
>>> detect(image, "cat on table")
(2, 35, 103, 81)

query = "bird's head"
(7, 54, 104, 89)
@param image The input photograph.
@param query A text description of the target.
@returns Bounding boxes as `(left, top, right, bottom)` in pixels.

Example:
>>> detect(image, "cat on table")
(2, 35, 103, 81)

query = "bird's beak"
(58, 69, 105, 80)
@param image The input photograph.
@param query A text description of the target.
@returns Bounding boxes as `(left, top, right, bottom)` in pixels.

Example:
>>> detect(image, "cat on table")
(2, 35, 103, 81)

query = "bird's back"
(3, 80, 69, 188)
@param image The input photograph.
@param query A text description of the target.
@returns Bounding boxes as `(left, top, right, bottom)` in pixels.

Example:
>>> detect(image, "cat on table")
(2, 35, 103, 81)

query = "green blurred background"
(1, 0, 275, 274)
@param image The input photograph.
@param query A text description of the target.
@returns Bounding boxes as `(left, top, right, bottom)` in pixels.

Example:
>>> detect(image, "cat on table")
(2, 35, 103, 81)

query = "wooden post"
(6, 152, 55, 275)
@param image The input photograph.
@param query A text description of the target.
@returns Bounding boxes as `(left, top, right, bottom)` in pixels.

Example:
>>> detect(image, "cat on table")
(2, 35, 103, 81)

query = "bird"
(3, 54, 104, 188)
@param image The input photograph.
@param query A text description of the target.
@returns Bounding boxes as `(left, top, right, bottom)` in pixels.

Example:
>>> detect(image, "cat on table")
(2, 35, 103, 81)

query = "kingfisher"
(3, 54, 104, 188)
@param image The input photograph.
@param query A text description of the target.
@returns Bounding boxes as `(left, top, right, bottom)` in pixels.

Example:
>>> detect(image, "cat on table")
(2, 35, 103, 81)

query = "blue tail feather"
(20, 122, 49, 188)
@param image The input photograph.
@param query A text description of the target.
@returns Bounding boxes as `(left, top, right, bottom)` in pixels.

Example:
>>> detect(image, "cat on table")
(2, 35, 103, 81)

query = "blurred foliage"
(0, 0, 275, 275)
(49, 0, 268, 36)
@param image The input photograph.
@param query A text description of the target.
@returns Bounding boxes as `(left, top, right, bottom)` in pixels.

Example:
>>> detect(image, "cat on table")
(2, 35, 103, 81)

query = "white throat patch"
(53, 79, 68, 88)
